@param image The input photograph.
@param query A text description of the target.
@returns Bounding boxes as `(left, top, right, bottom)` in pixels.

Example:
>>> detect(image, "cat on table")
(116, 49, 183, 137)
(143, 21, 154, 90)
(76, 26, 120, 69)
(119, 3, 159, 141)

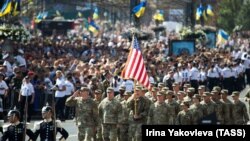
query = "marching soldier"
(101, 72, 111, 99)
(127, 86, 150, 141)
(66, 87, 98, 141)
(165, 90, 180, 125)
(211, 90, 225, 124)
(200, 92, 216, 124)
(231, 91, 249, 125)
(147, 91, 170, 125)
(33, 105, 69, 141)
(220, 89, 233, 124)
(115, 86, 126, 102)
(93, 89, 103, 141)
(1, 109, 35, 141)
(176, 101, 193, 125)
(98, 87, 122, 141)
(189, 94, 203, 125)
(119, 91, 132, 141)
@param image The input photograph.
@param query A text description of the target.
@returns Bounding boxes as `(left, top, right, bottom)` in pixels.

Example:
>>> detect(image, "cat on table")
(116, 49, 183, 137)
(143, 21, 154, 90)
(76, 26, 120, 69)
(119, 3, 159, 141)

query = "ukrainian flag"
(0, 0, 12, 17)
(35, 12, 48, 23)
(153, 10, 164, 21)
(196, 4, 203, 21)
(217, 29, 229, 44)
(207, 4, 214, 17)
(88, 20, 99, 34)
(132, 1, 146, 18)
(93, 8, 99, 20)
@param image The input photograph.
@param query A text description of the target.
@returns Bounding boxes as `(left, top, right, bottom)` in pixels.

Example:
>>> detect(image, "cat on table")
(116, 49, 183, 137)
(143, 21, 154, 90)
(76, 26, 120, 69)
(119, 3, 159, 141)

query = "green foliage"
(217, 0, 244, 33)
(236, 0, 250, 30)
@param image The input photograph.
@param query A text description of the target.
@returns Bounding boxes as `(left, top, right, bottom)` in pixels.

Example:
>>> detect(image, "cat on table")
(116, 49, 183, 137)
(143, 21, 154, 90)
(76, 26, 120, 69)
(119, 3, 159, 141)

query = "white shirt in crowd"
(111, 77, 123, 92)
(20, 82, 34, 96)
(181, 69, 189, 82)
(173, 72, 182, 84)
(55, 77, 66, 98)
(3, 61, 13, 77)
(199, 71, 207, 82)
(0, 80, 8, 95)
(207, 68, 220, 78)
(122, 80, 134, 92)
(222, 67, 233, 78)
(64, 80, 75, 96)
(189, 67, 200, 80)
(15, 55, 27, 68)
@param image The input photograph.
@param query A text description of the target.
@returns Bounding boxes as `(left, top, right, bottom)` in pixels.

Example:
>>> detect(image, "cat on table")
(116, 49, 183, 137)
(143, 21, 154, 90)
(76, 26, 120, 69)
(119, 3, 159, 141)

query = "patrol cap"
(80, 87, 89, 92)
(142, 87, 148, 92)
(221, 89, 228, 95)
(119, 86, 126, 91)
(198, 85, 205, 90)
(151, 87, 158, 92)
(135, 86, 142, 91)
(162, 87, 169, 92)
(42, 106, 52, 113)
(158, 83, 164, 88)
(124, 91, 132, 96)
(107, 87, 114, 93)
(172, 82, 179, 87)
(166, 90, 174, 95)
(192, 94, 200, 99)
(183, 83, 191, 88)
(94, 89, 102, 94)
(177, 91, 185, 95)
(157, 91, 165, 96)
(180, 101, 189, 107)
(7, 109, 20, 118)
(232, 91, 240, 97)
(187, 87, 195, 93)
(212, 86, 221, 92)
(202, 92, 211, 97)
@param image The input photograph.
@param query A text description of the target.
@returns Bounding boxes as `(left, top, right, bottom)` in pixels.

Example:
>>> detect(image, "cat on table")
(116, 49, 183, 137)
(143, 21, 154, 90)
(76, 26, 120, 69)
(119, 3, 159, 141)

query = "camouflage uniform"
(220, 98, 233, 124)
(189, 103, 203, 125)
(94, 90, 103, 141)
(127, 90, 150, 141)
(176, 102, 193, 125)
(66, 96, 98, 141)
(119, 98, 130, 141)
(147, 92, 170, 124)
(98, 95, 122, 141)
(231, 92, 249, 125)
(165, 91, 180, 125)
(245, 91, 250, 114)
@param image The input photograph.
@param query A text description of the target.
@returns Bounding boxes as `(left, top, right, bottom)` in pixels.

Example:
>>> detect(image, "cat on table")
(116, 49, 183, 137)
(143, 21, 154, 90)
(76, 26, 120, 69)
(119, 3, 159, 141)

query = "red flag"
(121, 36, 151, 89)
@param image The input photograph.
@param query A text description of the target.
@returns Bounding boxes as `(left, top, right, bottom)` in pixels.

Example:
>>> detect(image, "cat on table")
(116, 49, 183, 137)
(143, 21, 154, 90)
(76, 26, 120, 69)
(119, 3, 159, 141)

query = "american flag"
(121, 36, 151, 89)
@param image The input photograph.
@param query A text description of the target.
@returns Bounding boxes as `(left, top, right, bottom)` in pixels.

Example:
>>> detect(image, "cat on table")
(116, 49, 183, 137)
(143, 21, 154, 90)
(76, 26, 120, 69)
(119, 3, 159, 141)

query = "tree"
(217, 0, 244, 33)
(236, 0, 250, 30)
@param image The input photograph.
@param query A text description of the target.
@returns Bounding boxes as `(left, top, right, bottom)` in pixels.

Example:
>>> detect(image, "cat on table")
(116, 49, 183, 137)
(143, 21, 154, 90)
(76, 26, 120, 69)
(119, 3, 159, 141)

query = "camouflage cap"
(158, 82, 164, 87)
(151, 87, 158, 92)
(192, 94, 200, 99)
(177, 91, 185, 95)
(187, 87, 195, 93)
(232, 91, 240, 97)
(80, 87, 89, 92)
(198, 85, 205, 90)
(172, 82, 179, 86)
(202, 92, 211, 97)
(162, 87, 169, 92)
(119, 85, 126, 91)
(107, 87, 114, 93)
(180, 101, 189, 106)
(135, 86, 142, 91)
(221, 89, 228, 95)
(183, 83, 191, 88)
(124, 91, 132, 96)
(157, 91, 165, 96)
(94, 89, 102, 94)
(166, 90, 174, 95)
(212, 86, 221, 92)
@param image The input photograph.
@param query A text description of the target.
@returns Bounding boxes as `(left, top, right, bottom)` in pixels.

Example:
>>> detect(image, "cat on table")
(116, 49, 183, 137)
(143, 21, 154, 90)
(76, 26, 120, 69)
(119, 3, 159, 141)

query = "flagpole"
(134, 79, 138, 117)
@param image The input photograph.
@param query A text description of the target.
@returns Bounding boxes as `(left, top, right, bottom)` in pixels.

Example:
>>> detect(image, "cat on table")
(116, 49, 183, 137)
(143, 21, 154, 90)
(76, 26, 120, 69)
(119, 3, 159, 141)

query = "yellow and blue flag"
(0, 0, 12, 17)
(132, 1, 146, 18)
(35, 12, 48, 23)
(206, 4, 214, 17)
(196, 4, 203, 21)
(153, 10, 164, 21)
(93, 8, 99, 20)
(13, 0, 21, 16)
(88, 19, 99, 34)
(217, 29, 229, 44)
